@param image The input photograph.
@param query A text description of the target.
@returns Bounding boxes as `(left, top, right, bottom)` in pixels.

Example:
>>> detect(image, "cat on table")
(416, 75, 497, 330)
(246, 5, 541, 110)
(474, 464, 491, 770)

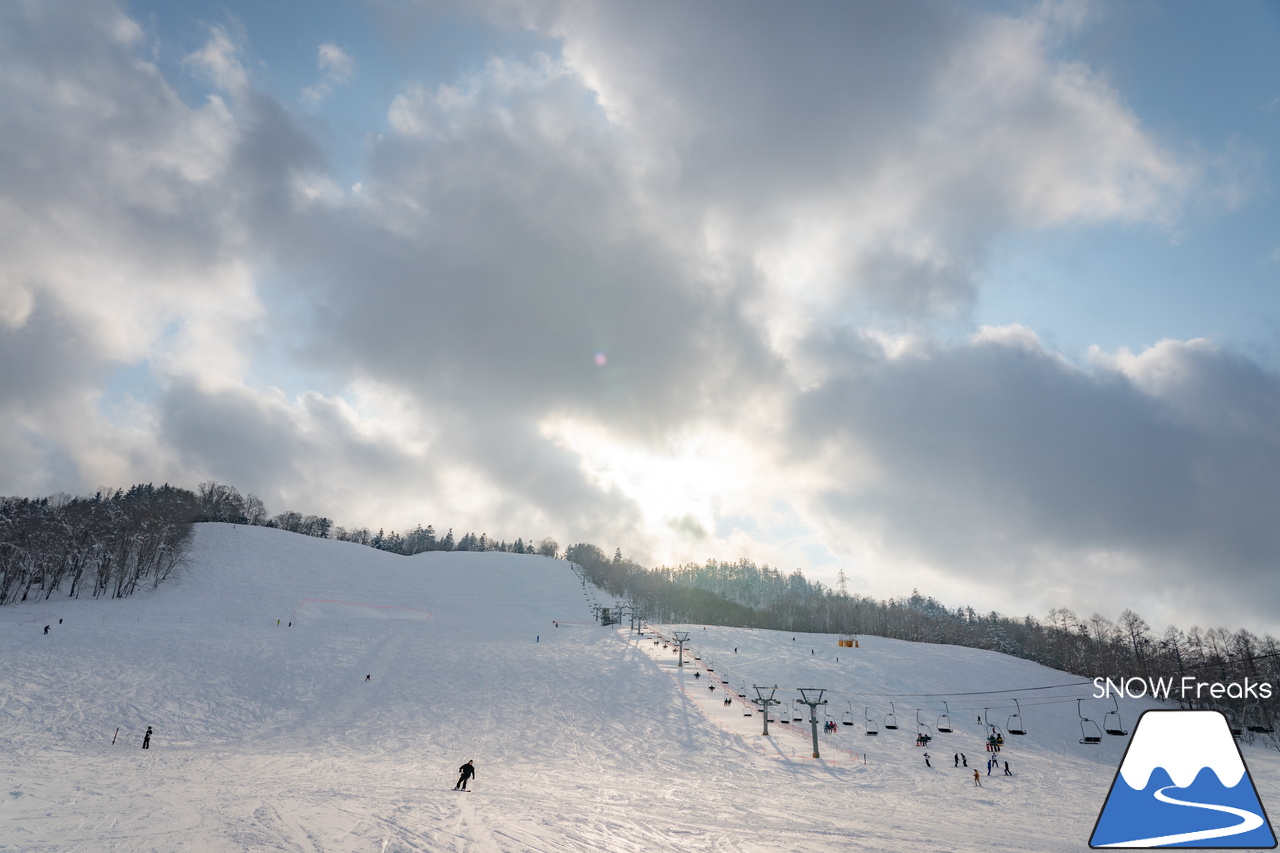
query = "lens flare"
(594, 351, 607, 367)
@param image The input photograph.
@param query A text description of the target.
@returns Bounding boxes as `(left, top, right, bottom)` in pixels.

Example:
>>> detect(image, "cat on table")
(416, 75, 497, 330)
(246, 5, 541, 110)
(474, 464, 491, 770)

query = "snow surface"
(2, 522, 1278, 852)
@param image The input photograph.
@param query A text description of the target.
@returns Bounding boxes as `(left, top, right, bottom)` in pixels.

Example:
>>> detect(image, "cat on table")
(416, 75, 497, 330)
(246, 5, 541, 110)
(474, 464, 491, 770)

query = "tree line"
(195, 481, 557, 556)
(0, 484, 198, 604)
(1, 481, 559, 604)
(566, 544, 1280, 735)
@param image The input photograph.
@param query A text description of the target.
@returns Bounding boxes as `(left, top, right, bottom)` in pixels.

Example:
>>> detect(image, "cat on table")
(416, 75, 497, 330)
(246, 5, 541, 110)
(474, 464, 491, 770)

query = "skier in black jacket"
(455, 760, 475, 791)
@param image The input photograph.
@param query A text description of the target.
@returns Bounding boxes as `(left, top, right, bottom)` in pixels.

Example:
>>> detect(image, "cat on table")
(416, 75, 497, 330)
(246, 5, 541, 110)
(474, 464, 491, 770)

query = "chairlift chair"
(936, 701, 953, 733)
(1007, 699, 1027, 736)
(780, 706, 791, 724)
(864, 707, 879, 736)
(1245, 703, 1274, 734)
(884, 702, 899, 730)
(1078, 699, 1102, 745)
(916, 708, 934, 741)
(842, 702, 855, 726)
(1226, 710, 1242, 737)
(1103, 696, 1128, 736)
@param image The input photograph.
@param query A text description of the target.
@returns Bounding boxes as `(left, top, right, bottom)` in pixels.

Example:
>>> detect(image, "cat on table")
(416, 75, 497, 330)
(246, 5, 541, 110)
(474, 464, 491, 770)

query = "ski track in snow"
(2, 523, 1279, 852)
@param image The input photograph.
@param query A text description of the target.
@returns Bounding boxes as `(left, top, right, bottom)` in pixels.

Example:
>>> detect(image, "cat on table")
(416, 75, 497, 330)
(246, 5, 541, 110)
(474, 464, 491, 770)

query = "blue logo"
(1091, 710, 1276, 848)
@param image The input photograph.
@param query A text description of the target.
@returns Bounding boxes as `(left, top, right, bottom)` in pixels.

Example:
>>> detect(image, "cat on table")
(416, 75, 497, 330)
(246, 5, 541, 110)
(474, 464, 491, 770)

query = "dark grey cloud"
(788, 330, 1280, 628)
(156, 379, 439, 520)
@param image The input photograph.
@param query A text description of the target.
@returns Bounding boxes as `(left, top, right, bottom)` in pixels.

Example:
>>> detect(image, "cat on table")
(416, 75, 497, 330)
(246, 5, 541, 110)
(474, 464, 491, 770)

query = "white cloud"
(182, 26, 248, 94)
(302, 42, 355, 104)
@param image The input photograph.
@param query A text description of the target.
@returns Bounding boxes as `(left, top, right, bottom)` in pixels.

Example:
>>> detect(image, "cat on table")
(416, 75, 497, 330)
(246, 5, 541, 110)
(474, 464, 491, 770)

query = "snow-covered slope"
(2, 523, 1276, 852)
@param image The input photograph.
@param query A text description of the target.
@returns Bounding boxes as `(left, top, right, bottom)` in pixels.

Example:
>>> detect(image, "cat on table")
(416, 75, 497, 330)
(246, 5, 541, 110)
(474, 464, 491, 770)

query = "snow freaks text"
(1093, 677, 1274, 701)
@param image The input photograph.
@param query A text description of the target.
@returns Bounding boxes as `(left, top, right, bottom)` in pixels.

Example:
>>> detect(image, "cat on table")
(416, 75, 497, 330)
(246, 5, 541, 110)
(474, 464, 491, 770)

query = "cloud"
(182, 25, 249, 95)
(1, 0, 1273, 636)
(302, 42, 355, 104)
(784, 330, 1280, 629)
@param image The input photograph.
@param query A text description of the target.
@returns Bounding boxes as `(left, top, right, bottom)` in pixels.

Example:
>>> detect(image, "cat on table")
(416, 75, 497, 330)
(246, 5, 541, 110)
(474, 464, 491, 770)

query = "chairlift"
(1078, 699, 1102, 745)
(936, 701, 953, 733)
(884, 702, 899, 730)
(842, 702, 855, 726)
(1226, 709, 1242, 737)
(1243, 703, 1274, 734)
(864, 707, 879, 736)
(1103, 696, 1128, 736)
(916, 708, 934, 740)
(780, 706, 791, 724)
(1007, 699, 1026, 736)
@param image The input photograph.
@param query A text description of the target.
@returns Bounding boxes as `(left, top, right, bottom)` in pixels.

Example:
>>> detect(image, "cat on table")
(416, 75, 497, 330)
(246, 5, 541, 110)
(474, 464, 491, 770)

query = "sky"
(1, 0, 1278, 637)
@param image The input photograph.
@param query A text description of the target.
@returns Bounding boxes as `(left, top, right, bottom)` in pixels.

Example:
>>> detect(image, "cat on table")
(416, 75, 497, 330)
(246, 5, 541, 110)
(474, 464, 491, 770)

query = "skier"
(454, 760, 475, 791)
(924, 752, 931, 768)
(987, 758, 993, 775)
(43, 625, 49, 634)
(961, 753, 968, 767)
(694, 671, 701, 679)
(973, 769, 982, 787)
(142, 726, 152, 749)
(954, 753, 959, 767)
(1004, 761, 1012, 776)
(365, 674, 371, 682)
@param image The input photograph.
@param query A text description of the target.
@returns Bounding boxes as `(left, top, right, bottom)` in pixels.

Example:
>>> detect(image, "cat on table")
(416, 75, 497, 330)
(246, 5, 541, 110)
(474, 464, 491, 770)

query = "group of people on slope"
(950, 751, 1011, 785)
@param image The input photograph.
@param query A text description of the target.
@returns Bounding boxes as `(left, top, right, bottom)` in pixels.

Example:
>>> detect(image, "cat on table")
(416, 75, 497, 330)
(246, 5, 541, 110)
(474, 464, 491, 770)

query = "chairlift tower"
(796, 688, 829, 758)
(672, 631, 691, 667)
(753, 686, 781, 736)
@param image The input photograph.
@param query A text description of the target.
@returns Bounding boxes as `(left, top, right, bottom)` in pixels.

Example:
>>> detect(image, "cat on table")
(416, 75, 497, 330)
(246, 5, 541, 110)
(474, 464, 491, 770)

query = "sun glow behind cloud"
(540, 415, 809, 567)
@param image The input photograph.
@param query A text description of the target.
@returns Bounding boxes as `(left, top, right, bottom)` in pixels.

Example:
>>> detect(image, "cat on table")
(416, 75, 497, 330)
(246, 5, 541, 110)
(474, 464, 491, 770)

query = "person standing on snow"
(973, 769, 982, 787)
(454, 760, 476, 791)
(1004, 761, 1012, 776)
(954, 753, 959, 767)
(924, 752, 931, 768)
(142, 726, 152, 749)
